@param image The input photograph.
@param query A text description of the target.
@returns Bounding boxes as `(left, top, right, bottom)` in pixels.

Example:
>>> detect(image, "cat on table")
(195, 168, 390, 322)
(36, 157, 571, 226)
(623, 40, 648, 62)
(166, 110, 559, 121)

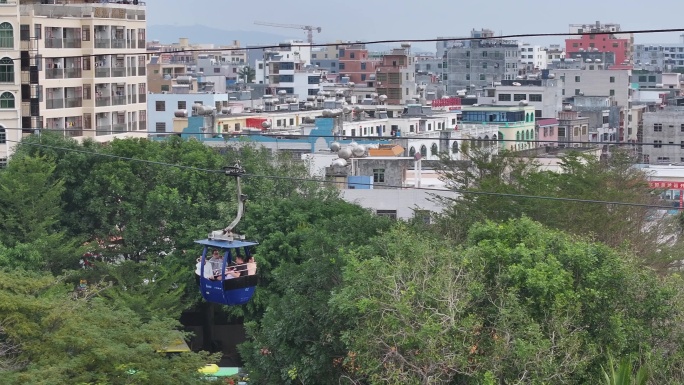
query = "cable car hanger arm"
(209, 163, 247, 242)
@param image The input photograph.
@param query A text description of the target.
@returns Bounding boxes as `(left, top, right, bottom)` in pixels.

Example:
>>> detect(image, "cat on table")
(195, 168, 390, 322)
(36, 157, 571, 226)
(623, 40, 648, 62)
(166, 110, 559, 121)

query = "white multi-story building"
(519, 43, 546, 71)
(18, 0, 148, 139)
(554, 68, 632, 108)
(0, 1, 21, 167)
(485, 79, 563, 119)
(148, 93, 231, 134)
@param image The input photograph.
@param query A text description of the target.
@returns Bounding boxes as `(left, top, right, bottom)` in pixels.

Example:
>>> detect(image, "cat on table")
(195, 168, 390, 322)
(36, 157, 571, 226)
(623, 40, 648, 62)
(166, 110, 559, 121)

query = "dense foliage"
(3, 133, 684, 384)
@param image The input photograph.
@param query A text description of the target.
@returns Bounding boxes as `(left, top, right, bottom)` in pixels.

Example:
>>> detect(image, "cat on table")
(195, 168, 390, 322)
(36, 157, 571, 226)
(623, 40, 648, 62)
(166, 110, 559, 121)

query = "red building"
(338, 44, 378, 85)
(565, 22, 633, 67)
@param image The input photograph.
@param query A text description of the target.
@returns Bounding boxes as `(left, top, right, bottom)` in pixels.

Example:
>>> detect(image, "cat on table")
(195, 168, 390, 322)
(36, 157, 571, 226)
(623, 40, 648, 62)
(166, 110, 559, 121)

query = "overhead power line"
(5, 138, 678, 211)
(4, 26, 684, 61)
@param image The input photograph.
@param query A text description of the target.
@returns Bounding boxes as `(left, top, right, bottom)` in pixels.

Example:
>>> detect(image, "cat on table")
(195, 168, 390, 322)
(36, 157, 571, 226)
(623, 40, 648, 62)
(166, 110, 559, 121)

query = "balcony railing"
(65, 127, 83, 137)
(111, 67, 126, 77)
(65, 97, 82, 108)
(46, 98, 64, 109)
(95, 68, 110, 78)
(137, 66, 146, 76)
(112, 123, 127, 133)
(138, 121, 147, 131)
(64, 68, 82, 78)
(64, 39, 81, 49)
(127, 67, 136, 77)
(95, 39, 110, 49)
(111, 39, 126, 49)
(45, 68, 63, 79)
(138, 94, 146, 103)
(128, 95, 137, 104)
(95, 96, 110, 107)
(45, 38, 63, 49)
(138, 40, 145, 48)
(96, 125, 111, 136)
(111, 96, 126, 105)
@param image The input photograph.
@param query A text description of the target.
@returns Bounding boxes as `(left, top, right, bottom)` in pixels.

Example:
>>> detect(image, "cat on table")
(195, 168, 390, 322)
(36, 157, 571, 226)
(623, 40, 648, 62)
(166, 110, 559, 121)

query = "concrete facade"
(642, 108, 684, 164)
(0, 0, 21, 165)
(565, 22, 634, 66)
(557, 109, 590, 146)
(555, 68, 631, 108)
(20, 0, 148, 138)
(488, 79, 563, 119)
(375, 46, 416, 105)
(445, 38, 520, 92)
(341, 189, 457, 221)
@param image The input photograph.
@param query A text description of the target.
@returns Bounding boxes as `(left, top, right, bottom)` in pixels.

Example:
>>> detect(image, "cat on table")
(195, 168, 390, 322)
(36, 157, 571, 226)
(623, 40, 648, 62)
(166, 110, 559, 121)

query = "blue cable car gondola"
(195, 164, 258, 306)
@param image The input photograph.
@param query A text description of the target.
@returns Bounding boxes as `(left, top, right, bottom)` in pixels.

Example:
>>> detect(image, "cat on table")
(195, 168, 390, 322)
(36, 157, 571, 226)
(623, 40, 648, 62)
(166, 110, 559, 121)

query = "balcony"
(111, 67, 126, 77)
(138, 66, 146, 76)
(127, 67, 136, 77)
(138, 120, 147, 131)
(111, 39, 126, 49)
(95, 96, 110, 107)
(138, 40, 145, 48)
(45, 38, 62, 49)
(128, 95, 137, 104)
(65, 68, 82, 78)
(112, 123, 127, 133)
(66, 127, 83, 137)
(64, 39, 81, 49)
(65, 97, 82, 108)
(112, 96, 126, 106)
(96, 125, 111, 136)
(45, 68, 63, 79)
(95, 67, 110, 78)
(46, 98, 64, 109)
(95, 39, 110, 49)
(139, 94, 146, 103)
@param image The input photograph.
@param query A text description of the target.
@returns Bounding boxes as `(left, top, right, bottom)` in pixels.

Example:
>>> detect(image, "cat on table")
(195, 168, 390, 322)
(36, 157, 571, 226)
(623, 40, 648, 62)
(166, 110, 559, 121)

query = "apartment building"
(445, 37, 520, 92)
(642, 107, 684, 164)
(375, 45, 416, 105)
(484, 78, 563, 119)
(634, 35, 684, 71)
(0, 1, 21, 166)
(338, 43, 377, 84)
(19, 0, 147, 138)
(459, 105, 537, 151)
(519, 43, 546, 71)
(566, 22, 634, 66)
(554, 68, 631, 107)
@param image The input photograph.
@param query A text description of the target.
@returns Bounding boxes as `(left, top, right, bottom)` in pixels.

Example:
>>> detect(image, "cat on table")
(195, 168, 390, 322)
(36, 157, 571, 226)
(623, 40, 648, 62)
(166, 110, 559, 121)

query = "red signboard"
(431, 97, 461, 108)
(246, 118, 268, 130)
(649, 181, 684, 190)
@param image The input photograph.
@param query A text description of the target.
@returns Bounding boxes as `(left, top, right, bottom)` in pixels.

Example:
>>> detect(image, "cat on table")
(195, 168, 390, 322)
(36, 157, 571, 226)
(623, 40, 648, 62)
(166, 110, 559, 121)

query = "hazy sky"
(147, 0, 684, 50)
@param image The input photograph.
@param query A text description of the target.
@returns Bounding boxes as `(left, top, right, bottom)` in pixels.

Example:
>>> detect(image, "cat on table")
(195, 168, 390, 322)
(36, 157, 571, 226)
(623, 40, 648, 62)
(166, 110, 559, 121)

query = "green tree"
(437, 148, 666, 262)
(238, 66, 256, 84)
(333, 219, 684, 384)
(0, 269, 219, 384)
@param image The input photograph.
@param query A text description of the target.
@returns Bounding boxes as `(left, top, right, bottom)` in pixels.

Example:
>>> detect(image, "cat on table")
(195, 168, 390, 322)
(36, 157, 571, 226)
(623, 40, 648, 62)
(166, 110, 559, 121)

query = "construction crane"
(254, 21, 322, 44)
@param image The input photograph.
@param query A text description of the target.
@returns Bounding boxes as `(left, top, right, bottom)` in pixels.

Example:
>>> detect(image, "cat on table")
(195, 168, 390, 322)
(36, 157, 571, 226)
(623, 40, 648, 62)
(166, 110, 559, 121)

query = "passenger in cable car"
(195, 258, 214, 280)
(231, 255, 249, 277)
(208, 249, 222, 272)
(247, 255, 257, 276)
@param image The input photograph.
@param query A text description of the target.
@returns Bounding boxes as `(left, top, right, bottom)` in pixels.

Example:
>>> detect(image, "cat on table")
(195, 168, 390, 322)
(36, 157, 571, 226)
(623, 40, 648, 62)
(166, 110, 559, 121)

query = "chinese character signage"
(649, 181, 684, 190)
(432, 97, 461, 108)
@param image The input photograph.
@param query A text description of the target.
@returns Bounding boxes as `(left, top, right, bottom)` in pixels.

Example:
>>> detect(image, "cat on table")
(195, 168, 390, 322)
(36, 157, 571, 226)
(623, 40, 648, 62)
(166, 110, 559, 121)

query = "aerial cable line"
(2, 26, 684, 61)
(5, 139, 676, 211)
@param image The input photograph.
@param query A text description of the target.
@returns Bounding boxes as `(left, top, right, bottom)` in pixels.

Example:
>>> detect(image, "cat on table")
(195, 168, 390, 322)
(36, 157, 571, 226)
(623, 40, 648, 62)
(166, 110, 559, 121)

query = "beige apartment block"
(0, 1, 21, 167)
(16, 0, 147, 142)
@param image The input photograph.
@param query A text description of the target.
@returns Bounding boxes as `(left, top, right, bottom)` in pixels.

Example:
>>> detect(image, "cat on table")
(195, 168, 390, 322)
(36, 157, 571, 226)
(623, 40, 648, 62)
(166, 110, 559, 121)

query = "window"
(0, 127, 4, 144)
(452, 141, 459, 153)
(680, 141, 684, 149)
(420, 145, 427, 157)
(482, 62, 487, 69)
(376, 210, 397, 220)
(610, 76, 615, 83)
(213, 67, 220, 73)
(496, 93, 511, 102)
(479, 74, 485, 80)
(575, 89, 581, 96)
(178, 100, 186, 110)
(0, 23, 13, 49)
(155, 101, 165, 111)
(155, 122, 166, 133)
(360, 62, 366, 70)
(681, 124, 684, 132)
(339, 62, 345, 70)
(373, 168, 385, 183)
(350, 52, 355, 59)
(654, 140, 663, 148)
(514, 94, 526, 101)
(0, 91, 14, 108)
(409, 146, 415, 157)
(575, 76, 581, 82)
(609, 89, 615, 96)
(82, 26, 89, 41)
(654, 123, 663, 132)
(289, 118, 294, 126)
(529, 94, 542, 102)
(160, 85, 169, 92)
(0, 158, 5, 169)
(431, 143, 438, 155)
(0, 57, 13, 83)
(638, 75, 647, 82)
(482, 51, 488, 57)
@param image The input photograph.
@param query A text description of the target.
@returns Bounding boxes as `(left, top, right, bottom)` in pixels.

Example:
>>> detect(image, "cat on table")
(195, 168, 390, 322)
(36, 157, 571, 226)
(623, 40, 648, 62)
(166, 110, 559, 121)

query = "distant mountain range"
(148, 24, 297, 47)
(148, 24, 435, 54)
